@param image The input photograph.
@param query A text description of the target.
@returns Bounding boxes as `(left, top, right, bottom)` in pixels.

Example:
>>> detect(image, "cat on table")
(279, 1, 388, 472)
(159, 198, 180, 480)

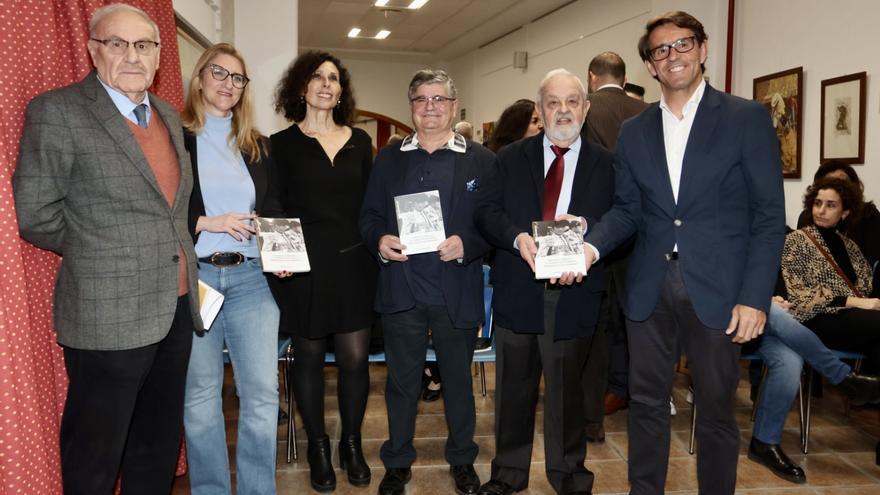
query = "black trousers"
(380, 304, 478, 468)
(60, 296, 194, 495)
(627, 261, 741, 495)
(581, 274, 628, 425)
(491, 290, 593, 494)
(806, 308, 880, 369)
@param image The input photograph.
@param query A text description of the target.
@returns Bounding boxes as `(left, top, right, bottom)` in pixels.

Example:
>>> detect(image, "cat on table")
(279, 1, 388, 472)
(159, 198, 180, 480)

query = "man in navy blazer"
(475, 69, 614, 495)
(359, 69, 493, 495)
(584, 12, 785, 494)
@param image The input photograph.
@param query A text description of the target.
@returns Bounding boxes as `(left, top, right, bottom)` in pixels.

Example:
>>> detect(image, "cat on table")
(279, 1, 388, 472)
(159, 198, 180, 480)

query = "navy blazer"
(475, 133, 614, 340)
(586, 84, 786, 329)
(359, 139, 495, 328)
(184, 131, 276, 241)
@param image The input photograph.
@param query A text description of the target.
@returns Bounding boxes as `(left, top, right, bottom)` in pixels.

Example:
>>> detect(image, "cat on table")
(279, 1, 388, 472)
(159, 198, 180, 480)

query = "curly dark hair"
(803, 177, 864, 227)
(488, 99, 537, 152)
(274, 51, 355, 125)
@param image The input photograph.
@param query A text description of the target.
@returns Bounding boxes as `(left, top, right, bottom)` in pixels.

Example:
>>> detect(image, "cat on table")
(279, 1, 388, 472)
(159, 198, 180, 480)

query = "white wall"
(733, 0, 879, 225)
(173, 0, 221, 42)
(234, 0, 297, 135)
(339, 57, 430, 128)
(446, 0, 655, 139)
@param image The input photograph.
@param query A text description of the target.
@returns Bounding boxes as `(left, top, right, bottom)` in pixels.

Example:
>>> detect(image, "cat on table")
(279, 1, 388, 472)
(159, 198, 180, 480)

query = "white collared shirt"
(96, 75, 152, 126)
(596, 83, 624, 91)
(659, 79, 705, 203)
(542, 134, 581, 218)
(399, 132, 467, 154)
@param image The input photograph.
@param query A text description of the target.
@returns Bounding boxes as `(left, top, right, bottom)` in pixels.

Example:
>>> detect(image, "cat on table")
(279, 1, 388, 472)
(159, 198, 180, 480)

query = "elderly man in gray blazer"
(13, 4, 202, 494)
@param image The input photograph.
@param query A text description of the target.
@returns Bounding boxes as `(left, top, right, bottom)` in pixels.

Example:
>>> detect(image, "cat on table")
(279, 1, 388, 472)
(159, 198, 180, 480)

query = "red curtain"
(0, 1, 185, 492)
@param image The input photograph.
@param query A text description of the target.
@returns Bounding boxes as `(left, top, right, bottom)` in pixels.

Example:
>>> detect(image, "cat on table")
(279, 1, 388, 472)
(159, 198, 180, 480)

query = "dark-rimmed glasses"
(410, 95, 456, 107)
(206, 64, 250, 89)
(648, 36, 696, 61)
(90, 38, 159, 56)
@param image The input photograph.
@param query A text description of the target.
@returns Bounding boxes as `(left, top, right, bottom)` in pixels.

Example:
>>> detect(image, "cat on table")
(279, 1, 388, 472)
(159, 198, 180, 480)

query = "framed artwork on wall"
(820, 71, 866, 164)
(753, 67, 803, 178)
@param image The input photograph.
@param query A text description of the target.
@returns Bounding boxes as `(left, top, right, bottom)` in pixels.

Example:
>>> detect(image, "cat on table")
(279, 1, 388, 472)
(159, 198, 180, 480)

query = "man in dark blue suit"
(475, 69, 614, 495)
(584, 11, 785, 495)
(359, 69, 494, 495)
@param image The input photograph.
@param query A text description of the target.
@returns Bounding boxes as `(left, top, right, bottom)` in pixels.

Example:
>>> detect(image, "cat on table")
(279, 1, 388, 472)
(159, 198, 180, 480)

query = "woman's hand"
(274, 270, 294, 278)
(196, 213, 256, 241)
(846, 297, 880, 310)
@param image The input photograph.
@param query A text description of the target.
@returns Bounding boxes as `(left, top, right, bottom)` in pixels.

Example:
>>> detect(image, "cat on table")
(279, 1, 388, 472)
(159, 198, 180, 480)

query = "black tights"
(292, 328, 370, 441)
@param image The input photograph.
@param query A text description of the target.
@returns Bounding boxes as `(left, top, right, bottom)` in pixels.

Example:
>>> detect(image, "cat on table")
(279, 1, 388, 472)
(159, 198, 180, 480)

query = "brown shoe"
(604, 392, 628, 415)
(585, 422, 605, 443)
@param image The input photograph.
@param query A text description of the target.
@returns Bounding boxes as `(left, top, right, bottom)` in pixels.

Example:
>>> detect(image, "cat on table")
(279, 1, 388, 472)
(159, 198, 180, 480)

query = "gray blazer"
(13, 71, 204, 350)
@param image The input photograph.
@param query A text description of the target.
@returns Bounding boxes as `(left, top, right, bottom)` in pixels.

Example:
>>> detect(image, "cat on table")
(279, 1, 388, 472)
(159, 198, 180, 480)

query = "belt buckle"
(210, 252, 244, 266)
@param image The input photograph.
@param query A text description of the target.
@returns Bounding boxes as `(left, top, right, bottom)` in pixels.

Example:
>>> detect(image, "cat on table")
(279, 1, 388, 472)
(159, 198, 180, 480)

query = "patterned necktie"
(543, 145, 569, 221)
(133, 104, 148, 128)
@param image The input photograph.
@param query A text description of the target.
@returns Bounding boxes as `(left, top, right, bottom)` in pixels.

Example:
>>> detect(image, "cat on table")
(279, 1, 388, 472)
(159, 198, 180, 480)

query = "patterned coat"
(781, 225, 873, 322)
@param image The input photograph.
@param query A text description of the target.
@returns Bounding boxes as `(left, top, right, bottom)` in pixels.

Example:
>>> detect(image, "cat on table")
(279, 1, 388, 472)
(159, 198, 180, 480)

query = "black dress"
(267, 125, 377, 338)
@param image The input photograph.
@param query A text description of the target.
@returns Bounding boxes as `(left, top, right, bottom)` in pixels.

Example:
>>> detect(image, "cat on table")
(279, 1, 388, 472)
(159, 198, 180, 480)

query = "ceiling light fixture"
(407, 0, 429, 9)
(347, 28, 361, 38)
(375, 30, 391, 39)
(374, 0, 390, 6)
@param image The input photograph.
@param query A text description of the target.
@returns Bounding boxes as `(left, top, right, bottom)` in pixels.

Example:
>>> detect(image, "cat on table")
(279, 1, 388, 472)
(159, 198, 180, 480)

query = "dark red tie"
(543, 145, 569, 220)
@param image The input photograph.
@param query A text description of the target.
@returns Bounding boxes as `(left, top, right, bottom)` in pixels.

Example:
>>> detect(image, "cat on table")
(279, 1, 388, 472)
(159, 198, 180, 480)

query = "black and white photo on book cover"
(532, 219, 586, 279)
(254, 217, 311, 273)
(394, 190, 446, 255)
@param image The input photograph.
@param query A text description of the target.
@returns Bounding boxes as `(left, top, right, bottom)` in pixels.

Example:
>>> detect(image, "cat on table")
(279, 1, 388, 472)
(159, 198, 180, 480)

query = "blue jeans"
(752, 303, 851, 444)
(184, 258, 280, 495)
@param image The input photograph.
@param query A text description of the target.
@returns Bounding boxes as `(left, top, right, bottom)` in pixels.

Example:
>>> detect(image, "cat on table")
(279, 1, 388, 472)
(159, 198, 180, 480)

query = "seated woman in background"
(782, 177, 880, 361)
(797, 161, 880, 270)
(487, 98, 542, 152)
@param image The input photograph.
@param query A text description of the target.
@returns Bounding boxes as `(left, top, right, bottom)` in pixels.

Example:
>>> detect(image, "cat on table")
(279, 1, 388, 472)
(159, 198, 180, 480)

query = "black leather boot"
(836, 372, 880, 406)
(338, 434, 371, 486)
(308, 434, 336, 492)
(747, 437, 806, 484)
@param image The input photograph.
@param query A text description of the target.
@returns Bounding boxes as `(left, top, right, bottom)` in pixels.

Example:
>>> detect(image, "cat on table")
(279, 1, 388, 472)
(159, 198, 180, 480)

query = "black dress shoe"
(338, 435, 371, 486)
(378, 467, 411, 495)
(584, 422, 605, 443)
(747, 437, 806, 484)
(836, 372, 880, 406)
(307, 434, 337, 492)
(451, 464, 480, 495)
(477, 479, 516, 495)
(422, 367, 442, 402)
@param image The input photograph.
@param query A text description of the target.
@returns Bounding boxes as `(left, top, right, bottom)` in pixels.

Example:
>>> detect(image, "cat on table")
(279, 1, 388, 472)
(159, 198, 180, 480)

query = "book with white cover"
(198, 280, 224, 330)
(532, 219, 586, 279)
(254, 217, 311, 273)
(394, 190, 446, 255)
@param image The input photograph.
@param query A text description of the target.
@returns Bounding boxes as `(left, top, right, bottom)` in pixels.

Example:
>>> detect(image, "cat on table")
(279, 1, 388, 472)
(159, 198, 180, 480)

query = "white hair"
(89, 3, 160, 42)
(537, 68, 586, 104)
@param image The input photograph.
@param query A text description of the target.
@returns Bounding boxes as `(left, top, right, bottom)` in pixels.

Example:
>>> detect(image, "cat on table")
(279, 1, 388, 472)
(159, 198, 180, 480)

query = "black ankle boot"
(836, 372, 880, 406)
(308, 434, 336, 492)
(747, 437, 806, 484)
(338, 434, 371, 486)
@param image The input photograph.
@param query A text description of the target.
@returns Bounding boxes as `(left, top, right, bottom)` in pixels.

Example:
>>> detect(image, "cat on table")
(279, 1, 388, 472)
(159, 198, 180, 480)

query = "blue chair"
(800, 349, 866, 453)
(222, 336, 297, 462)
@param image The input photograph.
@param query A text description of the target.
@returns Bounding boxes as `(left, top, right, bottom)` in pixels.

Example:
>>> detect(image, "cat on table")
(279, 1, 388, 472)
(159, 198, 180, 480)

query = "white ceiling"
(299, 0, 575, 61)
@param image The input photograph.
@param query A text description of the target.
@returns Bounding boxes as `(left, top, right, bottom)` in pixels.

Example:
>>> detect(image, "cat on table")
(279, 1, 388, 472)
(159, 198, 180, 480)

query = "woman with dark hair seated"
(487, 99, 542, 152)
(797, 161, 880, 269)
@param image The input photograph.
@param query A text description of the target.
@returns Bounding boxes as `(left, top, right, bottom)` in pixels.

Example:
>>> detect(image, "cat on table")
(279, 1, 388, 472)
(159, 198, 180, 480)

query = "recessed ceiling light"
(347, 28, 361, 38)
(375, 30, 391, 39)
(407, 0, 428, 9)
(374, 0, 390, 6)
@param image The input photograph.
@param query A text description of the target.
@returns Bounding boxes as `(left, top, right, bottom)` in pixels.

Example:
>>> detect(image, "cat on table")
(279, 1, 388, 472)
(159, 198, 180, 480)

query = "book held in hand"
(394, 190, 446, 255)
(532, 219, 586, 279)
(254, 217, 311, 273)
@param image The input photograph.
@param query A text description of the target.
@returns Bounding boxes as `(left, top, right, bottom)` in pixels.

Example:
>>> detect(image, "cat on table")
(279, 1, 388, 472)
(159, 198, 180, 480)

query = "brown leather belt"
(199, 252, 248, 267)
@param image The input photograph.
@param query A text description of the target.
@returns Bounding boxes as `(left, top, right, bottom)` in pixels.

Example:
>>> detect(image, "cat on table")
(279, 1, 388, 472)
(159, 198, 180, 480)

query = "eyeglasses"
(410, 95, 456, 107)
(648, 36, 697, 61)
(90, 38, 159, 56)
(206, 64, 250, 89)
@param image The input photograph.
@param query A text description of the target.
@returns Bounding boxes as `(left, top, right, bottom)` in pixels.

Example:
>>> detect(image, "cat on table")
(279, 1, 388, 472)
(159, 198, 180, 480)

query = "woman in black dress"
(269, 51, 376, 492)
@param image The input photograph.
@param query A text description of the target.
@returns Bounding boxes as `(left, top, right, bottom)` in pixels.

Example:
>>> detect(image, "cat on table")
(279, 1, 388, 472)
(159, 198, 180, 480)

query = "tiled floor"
(172, 363, 880, 494)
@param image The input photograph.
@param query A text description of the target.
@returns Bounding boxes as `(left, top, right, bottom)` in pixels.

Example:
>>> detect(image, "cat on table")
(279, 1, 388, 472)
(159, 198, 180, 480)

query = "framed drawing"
(821, 72, 866, 164)
(753, 67, 803, 178)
